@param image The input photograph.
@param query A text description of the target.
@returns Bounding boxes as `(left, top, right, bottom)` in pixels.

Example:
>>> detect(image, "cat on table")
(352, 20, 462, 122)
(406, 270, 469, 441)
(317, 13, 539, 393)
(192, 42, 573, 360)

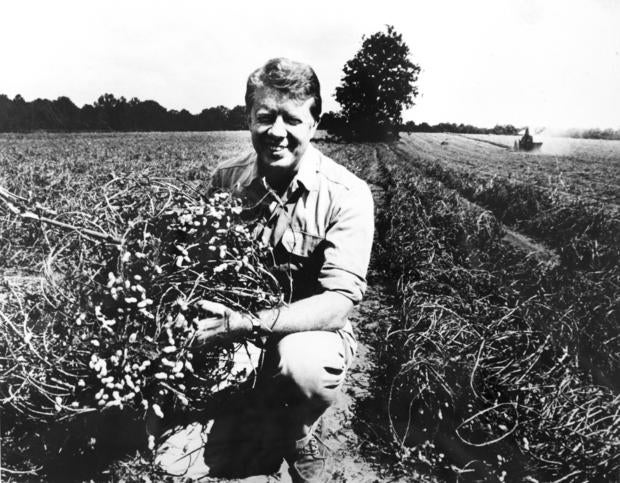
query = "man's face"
(249, 87, 318, 174)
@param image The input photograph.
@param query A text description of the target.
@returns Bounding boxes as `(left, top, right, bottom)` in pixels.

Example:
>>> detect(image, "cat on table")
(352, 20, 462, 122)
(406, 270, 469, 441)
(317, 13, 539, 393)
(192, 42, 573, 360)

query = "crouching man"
(157, 58, 374, 482)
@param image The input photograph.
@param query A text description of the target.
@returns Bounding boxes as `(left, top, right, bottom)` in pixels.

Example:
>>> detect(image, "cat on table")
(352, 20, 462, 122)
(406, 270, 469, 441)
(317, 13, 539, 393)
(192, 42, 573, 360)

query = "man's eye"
(257, 115, 273, 123)
(285, 116, 302, 125)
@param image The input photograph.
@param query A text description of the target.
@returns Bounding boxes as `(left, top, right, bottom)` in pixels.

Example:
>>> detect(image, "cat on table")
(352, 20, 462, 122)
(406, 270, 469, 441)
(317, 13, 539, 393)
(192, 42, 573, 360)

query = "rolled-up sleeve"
(318, 181, 374, 304)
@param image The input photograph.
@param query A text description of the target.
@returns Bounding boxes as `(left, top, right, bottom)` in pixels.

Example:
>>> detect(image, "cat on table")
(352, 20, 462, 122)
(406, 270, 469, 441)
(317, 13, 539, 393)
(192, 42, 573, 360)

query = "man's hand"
(192, 300, 252, 347)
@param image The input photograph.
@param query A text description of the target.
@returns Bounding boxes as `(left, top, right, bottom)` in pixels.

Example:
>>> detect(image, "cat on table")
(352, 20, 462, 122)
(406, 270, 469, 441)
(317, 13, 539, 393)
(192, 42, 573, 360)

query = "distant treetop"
(0, 93, 247, 132)
(333, 25, 421, 141)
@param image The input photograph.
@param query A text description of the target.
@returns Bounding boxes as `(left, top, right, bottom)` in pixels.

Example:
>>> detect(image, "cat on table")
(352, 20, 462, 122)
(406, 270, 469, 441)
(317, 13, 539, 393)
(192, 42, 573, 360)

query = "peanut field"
(1, 132, 618, 482)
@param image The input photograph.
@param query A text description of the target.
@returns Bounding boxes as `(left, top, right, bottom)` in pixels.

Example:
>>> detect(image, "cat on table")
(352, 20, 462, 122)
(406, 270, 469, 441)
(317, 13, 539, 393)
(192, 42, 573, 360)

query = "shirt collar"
(293, 144, 320, 192)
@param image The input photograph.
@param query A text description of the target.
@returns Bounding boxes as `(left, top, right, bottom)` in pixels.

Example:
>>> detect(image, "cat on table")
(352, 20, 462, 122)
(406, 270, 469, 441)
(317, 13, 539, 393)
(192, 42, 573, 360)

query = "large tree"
(335, 25, 421, 141)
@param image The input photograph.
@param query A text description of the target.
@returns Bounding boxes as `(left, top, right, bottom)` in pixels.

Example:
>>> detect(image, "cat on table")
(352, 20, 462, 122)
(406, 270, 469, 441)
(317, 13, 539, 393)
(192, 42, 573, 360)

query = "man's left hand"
(192, 300, 252, 347)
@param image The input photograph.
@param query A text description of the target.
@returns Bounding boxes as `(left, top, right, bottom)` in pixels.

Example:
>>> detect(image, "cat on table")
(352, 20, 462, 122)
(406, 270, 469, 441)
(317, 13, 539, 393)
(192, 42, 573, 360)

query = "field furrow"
(399, 132, 620, 207)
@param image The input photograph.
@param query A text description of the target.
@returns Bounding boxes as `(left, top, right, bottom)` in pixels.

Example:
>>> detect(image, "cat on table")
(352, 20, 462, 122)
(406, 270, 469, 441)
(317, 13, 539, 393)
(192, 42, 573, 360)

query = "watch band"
(250, 315, 262, 339)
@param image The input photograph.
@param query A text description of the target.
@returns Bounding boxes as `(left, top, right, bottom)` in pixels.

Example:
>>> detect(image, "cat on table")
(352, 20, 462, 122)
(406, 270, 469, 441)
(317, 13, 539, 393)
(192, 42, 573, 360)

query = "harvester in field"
(514, 127, 543, 151)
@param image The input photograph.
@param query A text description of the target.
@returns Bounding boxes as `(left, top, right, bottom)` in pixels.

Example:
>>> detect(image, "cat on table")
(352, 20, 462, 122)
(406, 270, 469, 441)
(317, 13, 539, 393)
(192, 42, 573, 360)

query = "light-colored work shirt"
(210, 143, 374, 335)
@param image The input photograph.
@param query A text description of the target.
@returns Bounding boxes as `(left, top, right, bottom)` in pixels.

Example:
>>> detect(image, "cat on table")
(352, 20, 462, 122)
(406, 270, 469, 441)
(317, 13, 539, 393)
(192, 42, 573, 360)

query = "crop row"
(390, 142, 619, 274)
(358, 144, 619, 481)
(399, 133, 620, 207)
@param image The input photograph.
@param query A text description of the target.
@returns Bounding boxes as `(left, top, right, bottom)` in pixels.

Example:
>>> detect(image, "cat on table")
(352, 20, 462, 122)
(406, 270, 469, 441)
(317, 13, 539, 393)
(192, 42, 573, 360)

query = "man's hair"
(245, 58, 322, 122)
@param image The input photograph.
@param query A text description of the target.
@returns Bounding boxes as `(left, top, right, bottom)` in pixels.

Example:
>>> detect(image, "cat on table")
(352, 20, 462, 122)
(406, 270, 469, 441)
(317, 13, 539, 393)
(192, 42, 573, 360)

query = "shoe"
(285, 421, 331, 483)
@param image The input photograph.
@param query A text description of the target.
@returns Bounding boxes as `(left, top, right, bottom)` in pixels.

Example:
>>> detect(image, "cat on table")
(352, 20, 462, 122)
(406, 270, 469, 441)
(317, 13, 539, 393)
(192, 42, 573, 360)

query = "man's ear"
(310, 117, 320, 139)
(311, 114, 321, 132)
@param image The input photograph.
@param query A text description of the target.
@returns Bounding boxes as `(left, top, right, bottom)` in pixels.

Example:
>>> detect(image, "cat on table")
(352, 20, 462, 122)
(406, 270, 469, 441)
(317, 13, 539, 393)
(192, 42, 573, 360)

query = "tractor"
(514, 127, 543, 151)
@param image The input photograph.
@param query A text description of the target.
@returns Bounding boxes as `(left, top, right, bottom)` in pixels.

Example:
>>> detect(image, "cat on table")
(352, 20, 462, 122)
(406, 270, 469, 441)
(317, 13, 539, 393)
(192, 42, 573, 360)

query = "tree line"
(1, 91, 616, 141)
(562, 127, 620, 141)
(0, 93, 248, 132)
(402, 121, 519, 135)
(319, 112, 519, 136)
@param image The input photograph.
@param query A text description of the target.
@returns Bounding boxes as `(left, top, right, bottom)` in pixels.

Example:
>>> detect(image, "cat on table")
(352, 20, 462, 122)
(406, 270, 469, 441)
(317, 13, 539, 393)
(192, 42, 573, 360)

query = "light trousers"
(255, 329, 357, 440)
(154, 329, 356, 478)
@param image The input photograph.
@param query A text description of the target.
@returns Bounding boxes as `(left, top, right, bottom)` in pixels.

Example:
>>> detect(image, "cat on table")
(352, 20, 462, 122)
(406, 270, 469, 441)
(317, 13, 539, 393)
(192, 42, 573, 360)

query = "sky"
(1, 0, 619, 130)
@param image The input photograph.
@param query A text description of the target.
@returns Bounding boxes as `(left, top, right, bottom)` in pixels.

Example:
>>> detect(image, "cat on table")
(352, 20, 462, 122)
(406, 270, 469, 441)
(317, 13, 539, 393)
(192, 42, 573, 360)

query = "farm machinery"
(514, 127, 543, 151)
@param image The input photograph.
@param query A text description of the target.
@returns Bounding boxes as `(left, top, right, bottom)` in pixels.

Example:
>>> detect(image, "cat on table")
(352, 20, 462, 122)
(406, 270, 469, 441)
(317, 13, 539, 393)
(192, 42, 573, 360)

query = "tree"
(227, 105, 248, 130)
(318, 111, 346, 135)
(334, 25, 421, 141)
(53, 96, 80, 129)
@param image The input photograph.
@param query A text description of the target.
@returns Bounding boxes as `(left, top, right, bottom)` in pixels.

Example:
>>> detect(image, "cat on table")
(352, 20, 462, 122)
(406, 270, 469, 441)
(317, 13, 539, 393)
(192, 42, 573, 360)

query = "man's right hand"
(192, 300, 253, 347)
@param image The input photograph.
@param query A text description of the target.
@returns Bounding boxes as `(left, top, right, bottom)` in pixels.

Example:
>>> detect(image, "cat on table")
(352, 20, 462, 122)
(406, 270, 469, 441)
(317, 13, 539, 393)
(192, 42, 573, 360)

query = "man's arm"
(258, 291, 353, 333)
(193, 176, 373, 346)
(191, 292, 352, 346)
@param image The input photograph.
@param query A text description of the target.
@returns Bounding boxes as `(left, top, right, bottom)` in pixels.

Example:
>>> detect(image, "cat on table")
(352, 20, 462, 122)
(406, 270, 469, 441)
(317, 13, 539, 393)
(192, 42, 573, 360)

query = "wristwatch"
(249, 315, 262, 339)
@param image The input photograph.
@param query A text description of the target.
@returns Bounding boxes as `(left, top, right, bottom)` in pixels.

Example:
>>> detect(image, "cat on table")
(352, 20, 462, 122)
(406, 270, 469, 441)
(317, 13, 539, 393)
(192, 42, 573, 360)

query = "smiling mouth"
(266, 144, 288, 155)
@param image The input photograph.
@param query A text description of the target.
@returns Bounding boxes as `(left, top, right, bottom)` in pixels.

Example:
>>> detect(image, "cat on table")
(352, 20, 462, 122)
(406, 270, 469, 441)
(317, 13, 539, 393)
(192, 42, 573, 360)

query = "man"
(159, 58, 374, 482)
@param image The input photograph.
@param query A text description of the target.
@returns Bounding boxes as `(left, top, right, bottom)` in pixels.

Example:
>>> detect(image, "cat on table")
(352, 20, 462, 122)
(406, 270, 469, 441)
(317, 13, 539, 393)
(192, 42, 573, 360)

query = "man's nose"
(267, 115, 286, 138)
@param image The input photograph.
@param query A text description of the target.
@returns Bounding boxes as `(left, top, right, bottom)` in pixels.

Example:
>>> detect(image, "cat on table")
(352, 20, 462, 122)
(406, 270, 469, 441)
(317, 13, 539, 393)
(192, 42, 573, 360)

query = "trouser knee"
(275, 331, 351, 409)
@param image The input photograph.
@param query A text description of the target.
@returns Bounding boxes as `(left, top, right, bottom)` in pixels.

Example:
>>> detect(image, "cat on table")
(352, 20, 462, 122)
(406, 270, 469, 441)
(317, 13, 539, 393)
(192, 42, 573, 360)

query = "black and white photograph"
(0, 1, 618, 481)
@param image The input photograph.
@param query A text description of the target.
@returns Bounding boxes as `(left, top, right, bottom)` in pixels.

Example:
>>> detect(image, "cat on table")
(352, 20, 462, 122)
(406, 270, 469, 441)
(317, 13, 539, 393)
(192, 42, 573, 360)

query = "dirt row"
(385, 142, 560, 265)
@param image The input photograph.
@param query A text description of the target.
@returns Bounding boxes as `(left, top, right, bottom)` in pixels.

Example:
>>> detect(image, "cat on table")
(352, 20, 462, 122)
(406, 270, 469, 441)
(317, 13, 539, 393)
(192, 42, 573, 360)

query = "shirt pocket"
(280, 227, 324, 258)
